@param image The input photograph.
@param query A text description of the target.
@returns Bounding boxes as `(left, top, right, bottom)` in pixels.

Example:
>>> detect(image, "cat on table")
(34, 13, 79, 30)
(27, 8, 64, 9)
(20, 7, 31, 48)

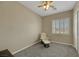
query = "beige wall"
(42, 10, 73, 44)
(0, 2, 42, 53)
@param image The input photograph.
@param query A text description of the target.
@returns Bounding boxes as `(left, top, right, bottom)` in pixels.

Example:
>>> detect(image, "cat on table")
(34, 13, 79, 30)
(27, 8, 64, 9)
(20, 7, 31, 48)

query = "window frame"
(52, 18, 70, 34)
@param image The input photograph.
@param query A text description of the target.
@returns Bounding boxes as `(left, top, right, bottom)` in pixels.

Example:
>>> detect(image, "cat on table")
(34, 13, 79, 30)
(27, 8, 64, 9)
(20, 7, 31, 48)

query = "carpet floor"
(14, 42, 79, 57)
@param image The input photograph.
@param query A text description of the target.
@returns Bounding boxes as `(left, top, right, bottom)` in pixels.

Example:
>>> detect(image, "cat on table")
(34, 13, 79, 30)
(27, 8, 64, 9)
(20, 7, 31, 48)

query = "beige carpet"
(14, 42, 79, 57)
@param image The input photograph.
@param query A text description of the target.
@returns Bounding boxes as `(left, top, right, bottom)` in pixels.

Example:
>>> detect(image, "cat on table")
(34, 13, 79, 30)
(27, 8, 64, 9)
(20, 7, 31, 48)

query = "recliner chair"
(40, 33, 50, 48)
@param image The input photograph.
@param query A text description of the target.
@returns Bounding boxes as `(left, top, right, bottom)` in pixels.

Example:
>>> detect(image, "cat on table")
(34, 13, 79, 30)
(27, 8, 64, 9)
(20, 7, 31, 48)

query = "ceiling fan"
(38, 1, 56, 11)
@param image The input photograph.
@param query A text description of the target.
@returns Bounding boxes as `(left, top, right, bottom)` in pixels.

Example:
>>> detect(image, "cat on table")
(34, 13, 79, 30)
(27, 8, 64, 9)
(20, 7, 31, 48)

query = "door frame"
(77, 11, 79, 53)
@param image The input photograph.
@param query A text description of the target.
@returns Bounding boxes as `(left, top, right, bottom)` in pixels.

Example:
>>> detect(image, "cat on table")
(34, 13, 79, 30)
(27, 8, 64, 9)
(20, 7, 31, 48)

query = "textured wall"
(42, 10, 73, 44)
(0, 2, 42, 53)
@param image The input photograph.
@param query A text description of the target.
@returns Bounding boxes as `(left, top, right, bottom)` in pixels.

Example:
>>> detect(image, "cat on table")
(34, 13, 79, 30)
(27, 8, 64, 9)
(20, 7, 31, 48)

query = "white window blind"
(52, 18, 70, 34)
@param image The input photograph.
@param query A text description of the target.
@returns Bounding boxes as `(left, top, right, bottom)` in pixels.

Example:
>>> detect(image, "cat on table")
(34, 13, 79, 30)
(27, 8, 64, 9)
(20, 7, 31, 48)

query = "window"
(52, 18, 70, 34)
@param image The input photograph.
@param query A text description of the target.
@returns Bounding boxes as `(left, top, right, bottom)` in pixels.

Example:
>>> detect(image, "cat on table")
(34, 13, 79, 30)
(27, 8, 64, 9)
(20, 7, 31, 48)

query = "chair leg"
(40, 40, 50, 48)
(44, 44, 49, 48)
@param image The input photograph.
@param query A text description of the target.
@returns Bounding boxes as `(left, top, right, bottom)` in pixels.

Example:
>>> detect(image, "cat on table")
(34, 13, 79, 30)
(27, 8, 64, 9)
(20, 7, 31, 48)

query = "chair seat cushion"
(42, 39, 50, 44)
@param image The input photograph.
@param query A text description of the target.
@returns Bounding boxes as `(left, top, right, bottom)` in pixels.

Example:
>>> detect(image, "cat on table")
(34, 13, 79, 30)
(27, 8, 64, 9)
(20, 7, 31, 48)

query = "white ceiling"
(19, 1, 76, 16)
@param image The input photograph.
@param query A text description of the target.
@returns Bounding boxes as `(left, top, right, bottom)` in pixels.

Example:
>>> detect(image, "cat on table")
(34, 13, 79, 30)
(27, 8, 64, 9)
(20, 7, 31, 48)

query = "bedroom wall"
(0, 2, 42, 53)
(42, 10, 73, 45)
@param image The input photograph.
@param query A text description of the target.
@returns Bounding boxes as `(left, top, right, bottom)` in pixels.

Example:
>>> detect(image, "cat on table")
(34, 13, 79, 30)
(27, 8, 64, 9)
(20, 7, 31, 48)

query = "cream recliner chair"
(40, 33, 50, 48)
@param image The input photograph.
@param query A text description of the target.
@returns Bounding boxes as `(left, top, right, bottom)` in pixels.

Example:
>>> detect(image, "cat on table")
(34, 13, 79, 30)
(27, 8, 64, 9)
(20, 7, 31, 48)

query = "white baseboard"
(51, 41, 77, 52)
(12, 41, 40, 55)
(51, 41, 73, 46)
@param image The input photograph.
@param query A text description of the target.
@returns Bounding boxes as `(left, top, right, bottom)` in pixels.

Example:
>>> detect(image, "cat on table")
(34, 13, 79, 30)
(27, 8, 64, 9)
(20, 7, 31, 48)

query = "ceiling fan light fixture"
(46, 4, 49, 9)
(43, 5, 46, 9)
(38, 1, 56, 11)
(43, 5, 49, 10)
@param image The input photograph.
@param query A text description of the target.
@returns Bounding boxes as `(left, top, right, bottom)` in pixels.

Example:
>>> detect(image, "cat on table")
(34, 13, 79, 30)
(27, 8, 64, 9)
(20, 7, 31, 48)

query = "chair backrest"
(40, 33, 47, 40)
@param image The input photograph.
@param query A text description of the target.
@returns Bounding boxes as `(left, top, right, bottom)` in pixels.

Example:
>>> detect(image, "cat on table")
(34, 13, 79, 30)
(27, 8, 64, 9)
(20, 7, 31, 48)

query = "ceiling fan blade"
(38, 1, 45, 7)
(50, 5, 56, 10)
(38, 5, 43, 7)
